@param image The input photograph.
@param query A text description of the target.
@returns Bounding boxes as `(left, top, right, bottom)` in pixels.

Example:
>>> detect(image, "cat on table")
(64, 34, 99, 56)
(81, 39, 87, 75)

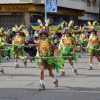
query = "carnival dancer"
(0, 29, 10, 73)
(58, 28, 78, 75)
(12, 30, 26, 68)
(20, 32, 28, 67)
(35, 27, 59, 90)
(72, 26, 81, 58)
(73, 32, 81, 58)
(87, 30, 100, 70)
(0, 29, 9, 61)
(78, 31, 88, 54)
(25, 32, 37, 62)
(0, 32, 5, 73)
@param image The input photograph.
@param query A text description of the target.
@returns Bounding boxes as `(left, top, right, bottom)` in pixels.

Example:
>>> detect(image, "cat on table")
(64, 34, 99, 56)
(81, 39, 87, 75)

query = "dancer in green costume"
(35, 25, 64, 90)
(11, 31, 26, 68)
(0, 31, 6, 73)
(87, 30, 100, 70)
(58, 28, 78, 75)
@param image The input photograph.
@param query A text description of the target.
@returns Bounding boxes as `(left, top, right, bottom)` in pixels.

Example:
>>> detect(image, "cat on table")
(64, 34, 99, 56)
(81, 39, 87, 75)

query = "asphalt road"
(0, 53, 100, 100)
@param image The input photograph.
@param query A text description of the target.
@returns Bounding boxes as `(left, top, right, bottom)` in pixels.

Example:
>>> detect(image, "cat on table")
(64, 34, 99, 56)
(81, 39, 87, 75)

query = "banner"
(46, 0, 58, 12)
(0, 5, 36, 12)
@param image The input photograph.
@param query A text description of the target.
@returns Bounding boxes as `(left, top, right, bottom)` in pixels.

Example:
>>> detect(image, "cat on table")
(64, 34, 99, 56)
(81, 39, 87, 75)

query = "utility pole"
(90, 0, 92, 21)
(99, 0, 100, 24)
(45, 0, 47, 22)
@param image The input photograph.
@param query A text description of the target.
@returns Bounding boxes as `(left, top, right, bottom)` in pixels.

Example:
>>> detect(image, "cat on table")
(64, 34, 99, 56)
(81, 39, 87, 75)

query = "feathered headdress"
(92, 21, 100, 32)
(12, 24, 18, 32)
(38, 19, 52, 38)
(93, 21, 98, 26)
(45, 19, 51, 27)
(37, 19, 43, 27)
(61, 21, 68, 29)
(18, 24, 25, 30)
(0, 29, 4, 36)
(74, 26, 81, 33)
(84, 21, 92, 32)
(68, 20, 74, 29)
(87, 21, 92, 26)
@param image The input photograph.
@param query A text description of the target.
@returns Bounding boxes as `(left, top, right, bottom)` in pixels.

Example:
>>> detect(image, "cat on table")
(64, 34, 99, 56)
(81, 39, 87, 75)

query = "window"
(53, 17, 60, 22)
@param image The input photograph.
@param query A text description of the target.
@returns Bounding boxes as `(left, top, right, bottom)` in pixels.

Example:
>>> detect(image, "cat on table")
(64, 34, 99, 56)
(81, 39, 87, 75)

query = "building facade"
(0, 0, 99, 28)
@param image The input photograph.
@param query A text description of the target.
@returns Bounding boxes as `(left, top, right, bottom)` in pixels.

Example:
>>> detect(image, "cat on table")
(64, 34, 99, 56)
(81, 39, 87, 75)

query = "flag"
(74, 27, 80, 33)
(22, 28, 29, 34)
(12, 27, 17, 32)
(31, 23, 41, 31)
(84, 25, 91, 32)
(95, 25, 100, 31)
(57, 26, 63, 32)
(49, 22, 60, 31)
(4, 30, 9, 35)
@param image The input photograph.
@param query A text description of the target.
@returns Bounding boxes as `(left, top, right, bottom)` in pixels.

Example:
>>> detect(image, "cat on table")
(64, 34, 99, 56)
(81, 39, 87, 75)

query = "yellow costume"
(80, 34, 86, 39)
(88, 34, 99, 47)
(78, 33, 88, 47)
(39, 39, 50, 56)
(58, 33, 78, 75)
(12, 36, 24, 44)
(0, 37, 6, 43)
(88, 34, 99, 56)
(12, 35, 25, 55)
(0, 36, 6, 54)
(59, 35, 77, 60)
(59, 36, 73, 52)
(37, 38, 54, 59)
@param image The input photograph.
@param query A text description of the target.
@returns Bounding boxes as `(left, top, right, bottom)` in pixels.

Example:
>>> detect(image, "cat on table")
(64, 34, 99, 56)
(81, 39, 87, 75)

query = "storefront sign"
(46, 0, 58, 12)
(0, 0, 33, 3)
(0, 5, 36, 12)
(0, 4, 84, 16)
(35, 6, 44, 12)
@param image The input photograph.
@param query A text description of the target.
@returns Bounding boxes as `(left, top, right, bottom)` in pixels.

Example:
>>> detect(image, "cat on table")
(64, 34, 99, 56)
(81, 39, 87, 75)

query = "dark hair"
(39, 32, 48, 37)
(92, 31, 97, 35)
(20, 32, 25, 37)
(67, 32, 72, 37)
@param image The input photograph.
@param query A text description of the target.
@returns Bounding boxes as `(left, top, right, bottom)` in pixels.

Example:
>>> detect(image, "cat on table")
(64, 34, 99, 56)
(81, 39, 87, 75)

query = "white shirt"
(26, 33, 31, 41)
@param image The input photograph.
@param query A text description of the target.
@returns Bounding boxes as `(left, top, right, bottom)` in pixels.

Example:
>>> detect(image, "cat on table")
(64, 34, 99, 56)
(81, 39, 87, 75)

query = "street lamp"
(99, 0, 100, 24)
(41, 0, 47, 23)
(45, 0, 47, 22)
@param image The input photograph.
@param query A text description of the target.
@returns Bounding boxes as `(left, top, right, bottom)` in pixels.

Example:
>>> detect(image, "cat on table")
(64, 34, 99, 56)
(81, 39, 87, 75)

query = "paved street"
(0, 53, 100, 100)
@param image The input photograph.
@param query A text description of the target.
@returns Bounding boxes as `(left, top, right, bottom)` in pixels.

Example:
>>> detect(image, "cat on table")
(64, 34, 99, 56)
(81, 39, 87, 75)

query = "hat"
(62, 27, 68, 34)
(39, 27, 48, 35)
(16, 30, 21, 33)
(90, 28, 96, 32)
